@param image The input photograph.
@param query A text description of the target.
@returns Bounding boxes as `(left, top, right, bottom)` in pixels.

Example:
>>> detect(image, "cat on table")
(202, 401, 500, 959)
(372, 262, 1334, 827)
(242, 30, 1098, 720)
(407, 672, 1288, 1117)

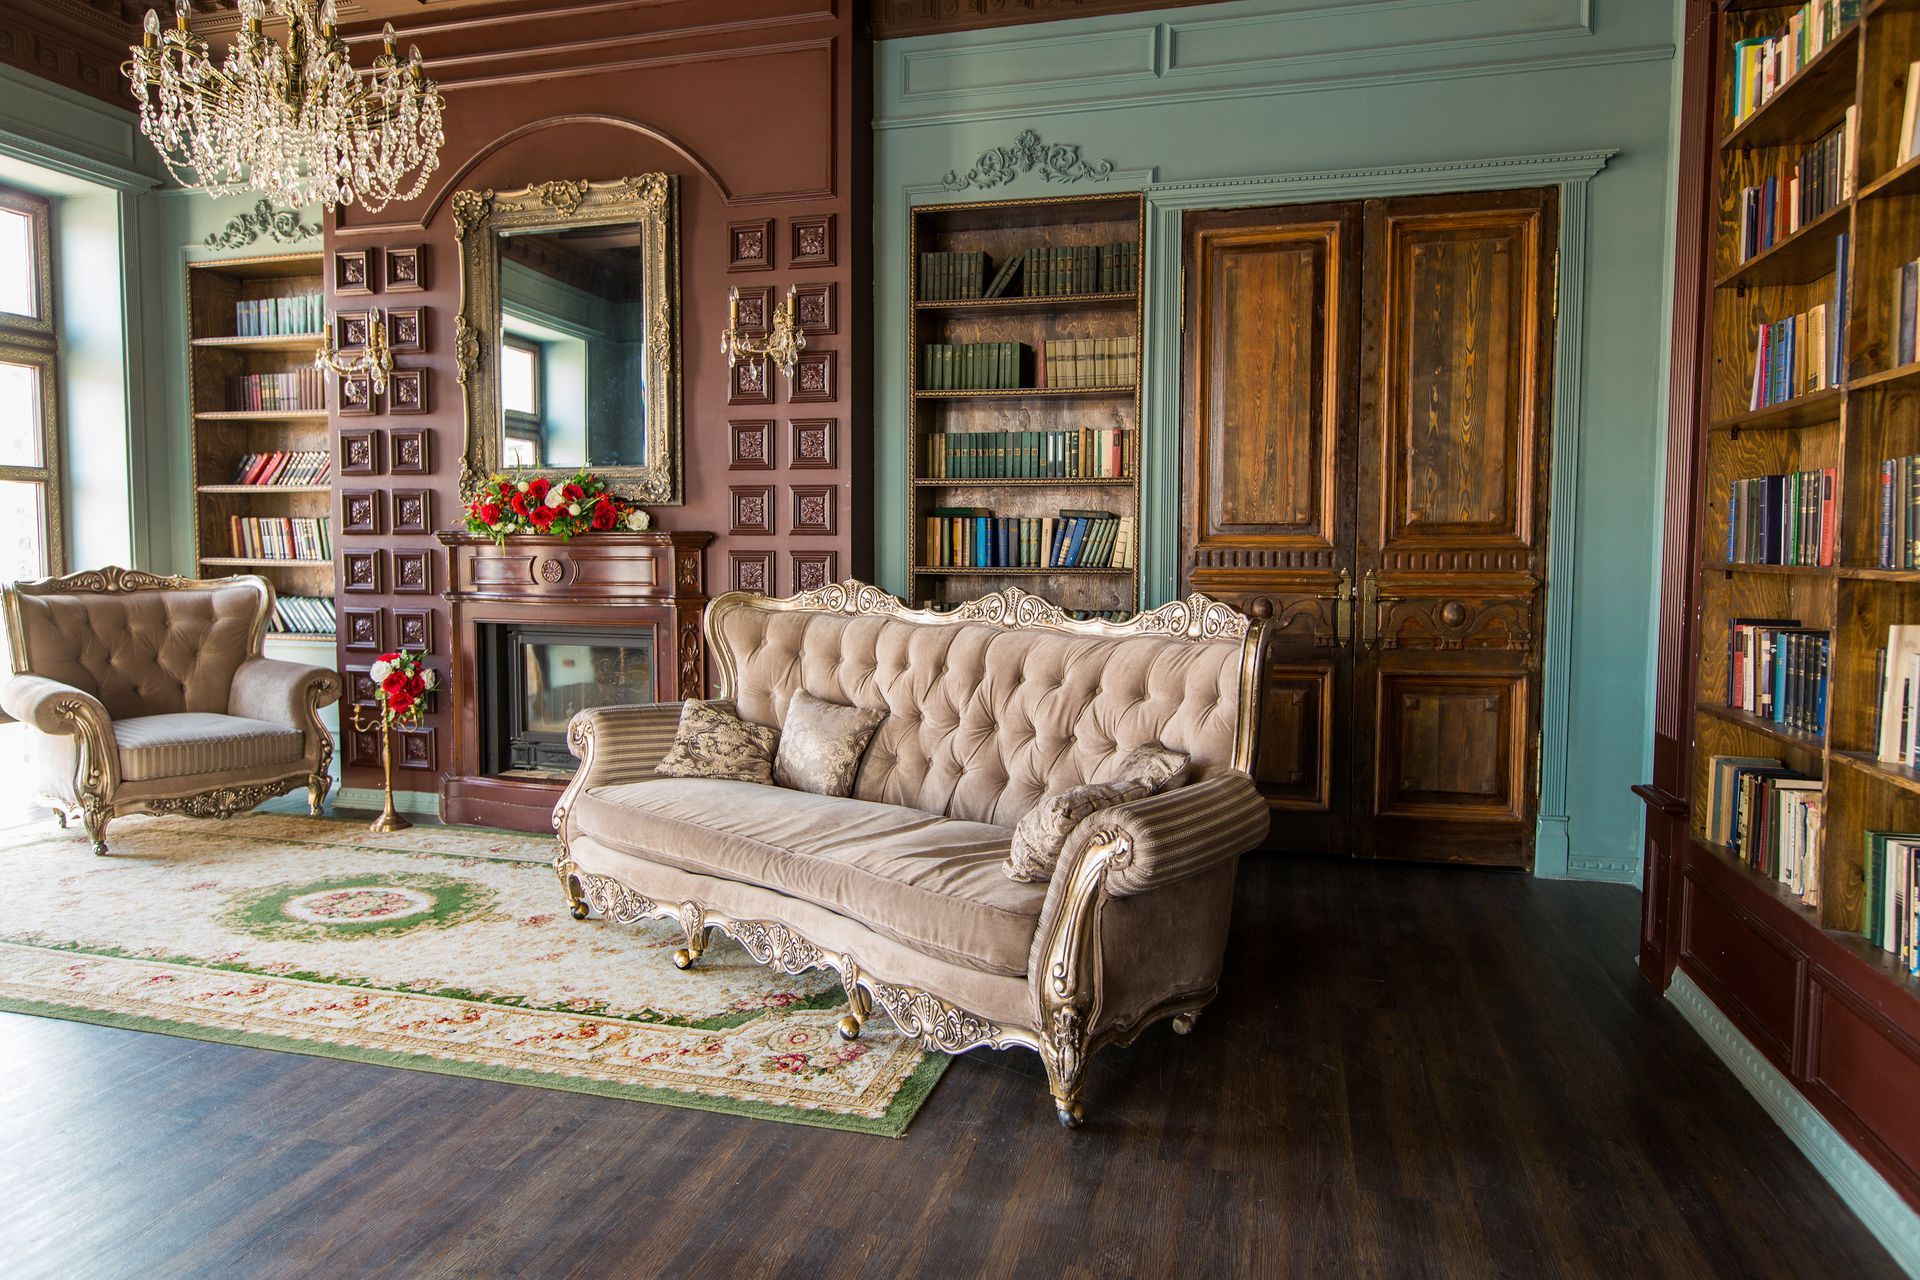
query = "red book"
(1821, 466, 1836, 567)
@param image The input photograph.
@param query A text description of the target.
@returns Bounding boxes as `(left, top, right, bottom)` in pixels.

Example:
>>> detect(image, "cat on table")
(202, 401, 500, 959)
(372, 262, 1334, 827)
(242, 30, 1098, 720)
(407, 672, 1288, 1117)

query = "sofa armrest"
(0, 674, 120, 799)
(228, 657, 343, 730)
(553, 702, 692, 842)
(1075, 771, 1271, 897)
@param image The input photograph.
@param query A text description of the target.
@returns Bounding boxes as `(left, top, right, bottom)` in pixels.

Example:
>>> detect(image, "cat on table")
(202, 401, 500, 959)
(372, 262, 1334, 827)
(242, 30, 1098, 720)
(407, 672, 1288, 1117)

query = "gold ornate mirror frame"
(452, 174, 683, 504)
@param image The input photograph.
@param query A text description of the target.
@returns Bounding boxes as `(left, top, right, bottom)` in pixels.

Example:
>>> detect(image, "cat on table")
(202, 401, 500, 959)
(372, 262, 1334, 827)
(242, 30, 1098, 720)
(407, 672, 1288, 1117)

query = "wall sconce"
(721, 285, 806, 381)
(316, 307, 395, 397)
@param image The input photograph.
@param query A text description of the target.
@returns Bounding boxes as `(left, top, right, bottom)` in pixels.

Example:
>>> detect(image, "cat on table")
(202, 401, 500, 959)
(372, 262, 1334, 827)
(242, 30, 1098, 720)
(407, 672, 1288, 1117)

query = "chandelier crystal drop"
(125, 1, 447, 213)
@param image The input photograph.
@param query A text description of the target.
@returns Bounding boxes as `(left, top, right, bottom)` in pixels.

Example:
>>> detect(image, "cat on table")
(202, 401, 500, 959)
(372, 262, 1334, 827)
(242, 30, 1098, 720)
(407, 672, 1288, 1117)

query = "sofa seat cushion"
(113, 712, 304, 782)
(571, 778, 1047, 977)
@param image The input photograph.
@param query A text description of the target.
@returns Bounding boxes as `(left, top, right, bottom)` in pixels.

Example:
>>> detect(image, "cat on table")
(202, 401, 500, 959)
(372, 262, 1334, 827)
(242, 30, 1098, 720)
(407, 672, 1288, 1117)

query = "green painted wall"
(875, 0, 1680, 882)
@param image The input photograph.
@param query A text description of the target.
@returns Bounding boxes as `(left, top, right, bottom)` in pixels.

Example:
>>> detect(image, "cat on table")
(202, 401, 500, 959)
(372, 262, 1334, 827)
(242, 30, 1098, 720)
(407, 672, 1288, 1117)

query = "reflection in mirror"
(497, 222, 648, 470)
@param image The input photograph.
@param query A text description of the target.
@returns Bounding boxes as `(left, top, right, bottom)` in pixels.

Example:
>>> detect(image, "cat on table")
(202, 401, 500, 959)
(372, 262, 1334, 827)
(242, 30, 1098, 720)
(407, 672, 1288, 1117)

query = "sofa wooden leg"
(1172, 1008, 1203, 1036)
(1042, 1006, 1090, 1130)
(307, 773, 329, 817)
(52, 810, 67, 829)
(563, 874, 590, 921)
(81, 802, 110, 856)
(838, 983, 873, 1040)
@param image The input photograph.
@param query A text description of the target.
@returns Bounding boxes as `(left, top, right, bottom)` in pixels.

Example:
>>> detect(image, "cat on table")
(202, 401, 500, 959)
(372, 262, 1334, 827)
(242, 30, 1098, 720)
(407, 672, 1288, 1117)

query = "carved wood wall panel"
(872, 0, 1228, 40)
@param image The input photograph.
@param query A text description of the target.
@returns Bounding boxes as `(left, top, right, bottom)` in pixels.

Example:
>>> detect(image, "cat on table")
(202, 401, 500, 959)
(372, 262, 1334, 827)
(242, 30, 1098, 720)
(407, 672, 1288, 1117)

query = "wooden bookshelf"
(907, 193, 1144, 617)
(186, 252, 334, 639)
(1689, 3, 1920, 955)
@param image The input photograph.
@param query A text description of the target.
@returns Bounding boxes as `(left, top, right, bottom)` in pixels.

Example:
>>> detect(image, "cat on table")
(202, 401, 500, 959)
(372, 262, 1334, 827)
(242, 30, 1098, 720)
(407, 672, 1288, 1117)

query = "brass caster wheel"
(568, 900, 590, 922)
(1172, 1011, 1201, 1036)
(1055, 1101, 1084, 1129)
(53, 811, 68, 830)
(838, 1015, 863, 1041)
(672, 948, 698, 970)
(91, 844, 110, 857)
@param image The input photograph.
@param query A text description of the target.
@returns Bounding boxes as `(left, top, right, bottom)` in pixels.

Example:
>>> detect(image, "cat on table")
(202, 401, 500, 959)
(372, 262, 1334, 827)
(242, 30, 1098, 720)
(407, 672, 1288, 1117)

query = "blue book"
(1771, 634, 1789, 723)
(1063, 518, 1087, 567)
(1833, 233, 1850, 382)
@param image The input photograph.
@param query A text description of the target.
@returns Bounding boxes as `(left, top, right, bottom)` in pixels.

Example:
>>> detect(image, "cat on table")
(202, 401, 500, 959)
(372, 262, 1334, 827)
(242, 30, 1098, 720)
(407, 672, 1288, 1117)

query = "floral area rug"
(0, 813, 943, 1136)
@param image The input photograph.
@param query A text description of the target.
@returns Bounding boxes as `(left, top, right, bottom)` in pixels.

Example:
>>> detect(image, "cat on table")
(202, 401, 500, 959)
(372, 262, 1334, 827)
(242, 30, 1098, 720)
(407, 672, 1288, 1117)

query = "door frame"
(1143, 149, 1614, 878)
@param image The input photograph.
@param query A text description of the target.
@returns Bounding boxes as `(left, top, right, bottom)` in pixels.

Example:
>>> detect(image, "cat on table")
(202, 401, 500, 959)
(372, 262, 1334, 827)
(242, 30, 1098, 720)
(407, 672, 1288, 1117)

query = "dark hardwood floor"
(0, 852, 1898, 1279)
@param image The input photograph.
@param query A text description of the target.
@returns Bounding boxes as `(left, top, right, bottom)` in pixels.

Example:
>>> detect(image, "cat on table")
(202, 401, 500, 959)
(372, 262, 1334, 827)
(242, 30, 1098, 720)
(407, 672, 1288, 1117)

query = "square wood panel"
(727, 219, 774, 272)
(729, 354, 773, 405)
(789, 350, 835, 403)
(732, 285, 772, 336)
(388, 369, 427, 415)
(789, 418, 836, 470)
(730, 485, 774, 536)
(728, 419, 774, 470)
(342, 490, 382, 535)
(393, 550, 433, 594)
(385, 245, 426, 292)
(336, 310, 372, 352)
(1374, 671, 1525, 822)
(346, 723, 382, 768)
(341, 607, 383, 653)
(339, 429, 380, 476)
(790, 484, 836, 536)
(790, 214, 835, 267)
(391, 489, 431, 535)
(729, 549, 774, 594)
(338, 374, 376, 416)
(790, 551, 837, 593)
(388, 306, 426, 353)
(1255, 664, 1333, 811)
(398, 726, 437, 771)
(793, 282, 836, 335)
(345, 665, 379, 704)
(390, 429, 430, 475)
(333, 249, 372, 296)
(343, 550, 382, 593)
(392, 608, 433, 652)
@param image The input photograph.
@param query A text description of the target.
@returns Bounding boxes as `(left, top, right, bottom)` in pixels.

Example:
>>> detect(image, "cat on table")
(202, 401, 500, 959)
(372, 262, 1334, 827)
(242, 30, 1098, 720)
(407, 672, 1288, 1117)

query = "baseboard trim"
(1668, 970, 1920, 1276)
(336, 786, 442, 819)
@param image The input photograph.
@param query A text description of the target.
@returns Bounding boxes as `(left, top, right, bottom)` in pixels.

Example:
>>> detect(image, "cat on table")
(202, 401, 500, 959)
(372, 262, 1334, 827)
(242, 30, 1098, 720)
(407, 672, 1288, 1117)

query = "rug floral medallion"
(0, 814, 944, 1136)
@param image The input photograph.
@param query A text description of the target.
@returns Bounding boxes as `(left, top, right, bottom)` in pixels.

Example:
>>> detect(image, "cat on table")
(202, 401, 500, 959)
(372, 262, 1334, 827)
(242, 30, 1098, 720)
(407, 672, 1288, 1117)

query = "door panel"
(1256, 664, 1335, 811)
(1374, 671, 1527, 821)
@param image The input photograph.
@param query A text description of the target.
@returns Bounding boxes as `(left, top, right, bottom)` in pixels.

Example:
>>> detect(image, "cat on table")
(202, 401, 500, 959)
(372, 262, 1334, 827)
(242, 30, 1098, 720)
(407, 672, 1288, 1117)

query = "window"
(501, 335, 544, 468)
(0, 186, 58, 581)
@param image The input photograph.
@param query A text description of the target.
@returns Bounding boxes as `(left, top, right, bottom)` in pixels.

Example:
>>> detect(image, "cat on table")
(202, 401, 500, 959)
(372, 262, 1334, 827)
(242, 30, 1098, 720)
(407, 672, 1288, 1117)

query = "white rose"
(568, 503, 581, 517)
(545, 487, 568, 509)
(423, 668, 439, 690)
(516, 480, 530, 493)
(625, 509, 650, 531)
(370, 660, 393, 681)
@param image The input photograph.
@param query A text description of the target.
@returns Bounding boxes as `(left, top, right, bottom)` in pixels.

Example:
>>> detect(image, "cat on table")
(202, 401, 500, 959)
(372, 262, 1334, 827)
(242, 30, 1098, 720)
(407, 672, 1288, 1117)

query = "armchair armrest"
(228, 657, 342, 729)
(0, 674, 111, 737)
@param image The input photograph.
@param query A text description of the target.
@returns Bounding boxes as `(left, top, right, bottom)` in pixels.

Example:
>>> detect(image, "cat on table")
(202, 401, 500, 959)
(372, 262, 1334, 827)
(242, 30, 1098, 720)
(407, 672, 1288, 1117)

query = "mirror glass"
(496, 222, 649, 470)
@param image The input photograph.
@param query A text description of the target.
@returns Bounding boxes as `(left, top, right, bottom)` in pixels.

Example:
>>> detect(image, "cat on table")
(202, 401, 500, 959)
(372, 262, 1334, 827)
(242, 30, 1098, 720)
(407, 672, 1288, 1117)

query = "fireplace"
(481, 625, 656, 778)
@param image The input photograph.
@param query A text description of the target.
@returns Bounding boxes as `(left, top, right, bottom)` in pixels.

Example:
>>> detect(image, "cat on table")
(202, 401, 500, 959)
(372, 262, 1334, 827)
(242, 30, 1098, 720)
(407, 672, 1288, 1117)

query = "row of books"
(1727, 619, 1831, 734)
(1865, 831, 1920, 969)
(233, 292, 324, 339)
(268, 594, 336, 636)
(1735, 112, 1855, 263)
(1704, 755, 1823, 904)
(1893, 259, 1920, 367)
(1041, 338, 1136, 389)
(1730, 1, 1859, 127)
(228, 450, 332, 487)
(1750, 301, 1841, 409)
(922, 509, 1133, 570)
(228, 370, 326, 413)
(227, 516, 331, 562)
(923, 428, 1134, 480)
(1725, 469, 1836, 566)
(920, 342, 1026, 391)
(1875, 626, 1920, 767)
(1878, 456, 1920, 568)
(917, 244, 1138, 301)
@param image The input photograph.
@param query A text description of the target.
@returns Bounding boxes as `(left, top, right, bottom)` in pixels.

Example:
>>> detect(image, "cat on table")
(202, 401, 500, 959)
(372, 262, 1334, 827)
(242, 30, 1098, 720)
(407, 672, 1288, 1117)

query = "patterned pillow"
(653, 699, 779, 785)
(773, 690, 887, 797)
(1006, 778, 1153, 883)
(1104, 743, 1191, 794)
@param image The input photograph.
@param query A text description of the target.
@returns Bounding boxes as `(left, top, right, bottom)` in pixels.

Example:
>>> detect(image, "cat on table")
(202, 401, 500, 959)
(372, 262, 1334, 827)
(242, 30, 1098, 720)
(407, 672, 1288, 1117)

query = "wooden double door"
(1181, 189, 1558, 868)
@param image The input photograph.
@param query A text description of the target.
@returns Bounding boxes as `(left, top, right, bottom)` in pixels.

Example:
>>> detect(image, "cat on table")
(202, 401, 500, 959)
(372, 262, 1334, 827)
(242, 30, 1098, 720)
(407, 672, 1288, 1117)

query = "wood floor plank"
(0, 855, 1903, 1279)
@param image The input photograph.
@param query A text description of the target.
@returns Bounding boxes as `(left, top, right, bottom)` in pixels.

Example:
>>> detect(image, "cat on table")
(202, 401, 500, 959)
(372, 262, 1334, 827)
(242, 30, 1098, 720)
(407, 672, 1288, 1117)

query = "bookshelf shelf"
(908, 192, 1145, 615)
(1845, 360, 1920, 391)
(1696, 701, 1827, 751)
(1715, 199, 1853, 290)
(1860, 149, 1920, 199)
(1709, 388, 1844, 433)
(1705, 561, 1835, 575)
(1697, 839, 1828, 931)
(1720, 21, 1859, 150)
(1835, 749, 1920, 797)
(187, 252, 334, 618)
(1834, 565, 1920, 580)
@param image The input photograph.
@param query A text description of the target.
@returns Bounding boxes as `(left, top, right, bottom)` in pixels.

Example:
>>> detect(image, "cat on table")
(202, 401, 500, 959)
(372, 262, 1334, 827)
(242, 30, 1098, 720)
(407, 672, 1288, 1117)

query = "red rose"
(563, 483, 585, 502)
(529, 477, 552, 500)
(509, 493, 529, 517)
(529, 504, 556, 529)
(591, 498, 617, 531)
(386, 691, 414, 718)
(477, 502, 501, 525)
(497, 480, 513, 498)
(382, 672, 408, 695)
(377, 652, 399, 664)
(404, 674, 426, 697)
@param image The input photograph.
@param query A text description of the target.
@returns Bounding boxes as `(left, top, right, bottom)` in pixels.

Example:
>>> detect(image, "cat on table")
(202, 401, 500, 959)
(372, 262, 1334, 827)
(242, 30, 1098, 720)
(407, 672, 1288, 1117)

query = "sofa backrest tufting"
(5, 571, 270, 720)
(709, 586, 1263, 829)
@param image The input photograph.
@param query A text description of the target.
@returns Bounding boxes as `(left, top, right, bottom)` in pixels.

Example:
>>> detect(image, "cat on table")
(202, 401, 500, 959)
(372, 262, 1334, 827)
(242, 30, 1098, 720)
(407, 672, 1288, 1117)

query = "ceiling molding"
(0, 0, 149, 107)
(872, 0, 1231, 40)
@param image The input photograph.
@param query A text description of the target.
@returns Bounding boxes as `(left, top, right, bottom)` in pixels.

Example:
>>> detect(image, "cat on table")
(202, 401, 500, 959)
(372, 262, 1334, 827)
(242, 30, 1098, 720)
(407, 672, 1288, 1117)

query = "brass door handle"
(1360, 569, 1402, 647)
(1314, 567, 1353, 647)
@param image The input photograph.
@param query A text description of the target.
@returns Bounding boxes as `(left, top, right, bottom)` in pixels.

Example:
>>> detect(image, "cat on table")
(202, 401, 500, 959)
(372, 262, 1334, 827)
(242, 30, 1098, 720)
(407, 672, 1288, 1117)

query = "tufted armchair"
(0, 568, 342, 854)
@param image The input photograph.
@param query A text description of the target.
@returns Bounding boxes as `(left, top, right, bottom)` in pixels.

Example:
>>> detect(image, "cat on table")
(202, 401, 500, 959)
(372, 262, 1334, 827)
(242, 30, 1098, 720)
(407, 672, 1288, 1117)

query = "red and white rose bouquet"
(463, 470, 651, 546)
(367, 649, 437, 727)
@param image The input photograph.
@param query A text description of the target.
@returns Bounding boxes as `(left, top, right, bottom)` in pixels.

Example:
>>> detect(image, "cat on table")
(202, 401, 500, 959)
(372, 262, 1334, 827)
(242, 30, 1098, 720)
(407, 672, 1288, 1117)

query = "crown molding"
(0, 0, 148, 108)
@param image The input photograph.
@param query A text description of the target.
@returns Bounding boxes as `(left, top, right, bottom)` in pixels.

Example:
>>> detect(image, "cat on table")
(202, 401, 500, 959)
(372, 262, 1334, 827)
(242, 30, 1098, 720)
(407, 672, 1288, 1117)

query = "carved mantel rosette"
(452, 173, 682, 505)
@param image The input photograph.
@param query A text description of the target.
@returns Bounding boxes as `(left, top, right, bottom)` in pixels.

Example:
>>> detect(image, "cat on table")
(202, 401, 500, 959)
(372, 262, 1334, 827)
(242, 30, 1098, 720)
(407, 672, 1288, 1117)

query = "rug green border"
(0, 993, 947, 1138)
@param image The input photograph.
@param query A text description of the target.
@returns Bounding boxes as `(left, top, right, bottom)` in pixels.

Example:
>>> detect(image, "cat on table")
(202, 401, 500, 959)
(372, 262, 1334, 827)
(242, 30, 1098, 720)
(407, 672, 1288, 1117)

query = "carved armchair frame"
(553, 580, 1270, 1127)
(1, 568, 342, 853)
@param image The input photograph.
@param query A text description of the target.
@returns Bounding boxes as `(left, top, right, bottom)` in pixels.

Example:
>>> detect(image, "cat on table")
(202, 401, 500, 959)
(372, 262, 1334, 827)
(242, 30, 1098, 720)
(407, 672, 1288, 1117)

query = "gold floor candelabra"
(348, 704, 411, 833)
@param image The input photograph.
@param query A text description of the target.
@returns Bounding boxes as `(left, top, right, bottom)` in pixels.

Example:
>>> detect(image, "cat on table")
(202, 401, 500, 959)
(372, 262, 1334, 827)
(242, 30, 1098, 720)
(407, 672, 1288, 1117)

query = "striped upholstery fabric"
(113, 712, 303, 782)
(1082, 771, 1271, 897)
(570, 701, 708, 787)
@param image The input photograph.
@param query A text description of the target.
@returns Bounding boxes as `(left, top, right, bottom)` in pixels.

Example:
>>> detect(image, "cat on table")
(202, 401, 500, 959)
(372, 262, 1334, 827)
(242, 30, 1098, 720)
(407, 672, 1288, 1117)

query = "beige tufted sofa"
(0, 568, 342, 854)
(554, 580, 1272, 1127)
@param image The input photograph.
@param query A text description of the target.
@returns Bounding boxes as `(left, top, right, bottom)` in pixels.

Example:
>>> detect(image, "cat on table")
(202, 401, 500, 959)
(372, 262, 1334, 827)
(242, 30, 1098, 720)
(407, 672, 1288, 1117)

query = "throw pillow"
(653, 698, 779, 785)
(1006, 778, 1153, 883)
(773, 690, 887, 797)
(1104, 743, 1191, 794)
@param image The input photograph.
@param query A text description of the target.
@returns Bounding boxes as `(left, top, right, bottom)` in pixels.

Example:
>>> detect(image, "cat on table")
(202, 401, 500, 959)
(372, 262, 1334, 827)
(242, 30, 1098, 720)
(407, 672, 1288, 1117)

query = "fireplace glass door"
(483, 625, 656, 777)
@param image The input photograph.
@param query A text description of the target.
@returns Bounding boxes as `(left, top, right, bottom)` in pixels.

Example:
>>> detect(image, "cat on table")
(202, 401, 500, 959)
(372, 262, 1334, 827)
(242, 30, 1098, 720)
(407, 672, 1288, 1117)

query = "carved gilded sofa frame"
(0, 569, 342, 853)
(552, 581, 1271, 1128)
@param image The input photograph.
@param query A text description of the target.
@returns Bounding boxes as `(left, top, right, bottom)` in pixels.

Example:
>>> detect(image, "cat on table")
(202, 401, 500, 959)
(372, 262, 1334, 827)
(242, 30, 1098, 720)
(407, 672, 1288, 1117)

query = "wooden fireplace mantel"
(437, 529, 714, 831)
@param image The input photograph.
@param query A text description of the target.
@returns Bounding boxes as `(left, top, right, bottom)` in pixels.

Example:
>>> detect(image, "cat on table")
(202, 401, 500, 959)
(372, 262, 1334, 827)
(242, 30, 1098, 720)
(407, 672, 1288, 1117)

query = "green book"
(985, 254, 1022, 299)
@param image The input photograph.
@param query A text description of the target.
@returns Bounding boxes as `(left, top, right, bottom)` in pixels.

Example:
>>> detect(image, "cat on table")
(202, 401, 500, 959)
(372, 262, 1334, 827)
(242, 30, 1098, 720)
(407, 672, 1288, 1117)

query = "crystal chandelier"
(125, 1, 446, 213)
